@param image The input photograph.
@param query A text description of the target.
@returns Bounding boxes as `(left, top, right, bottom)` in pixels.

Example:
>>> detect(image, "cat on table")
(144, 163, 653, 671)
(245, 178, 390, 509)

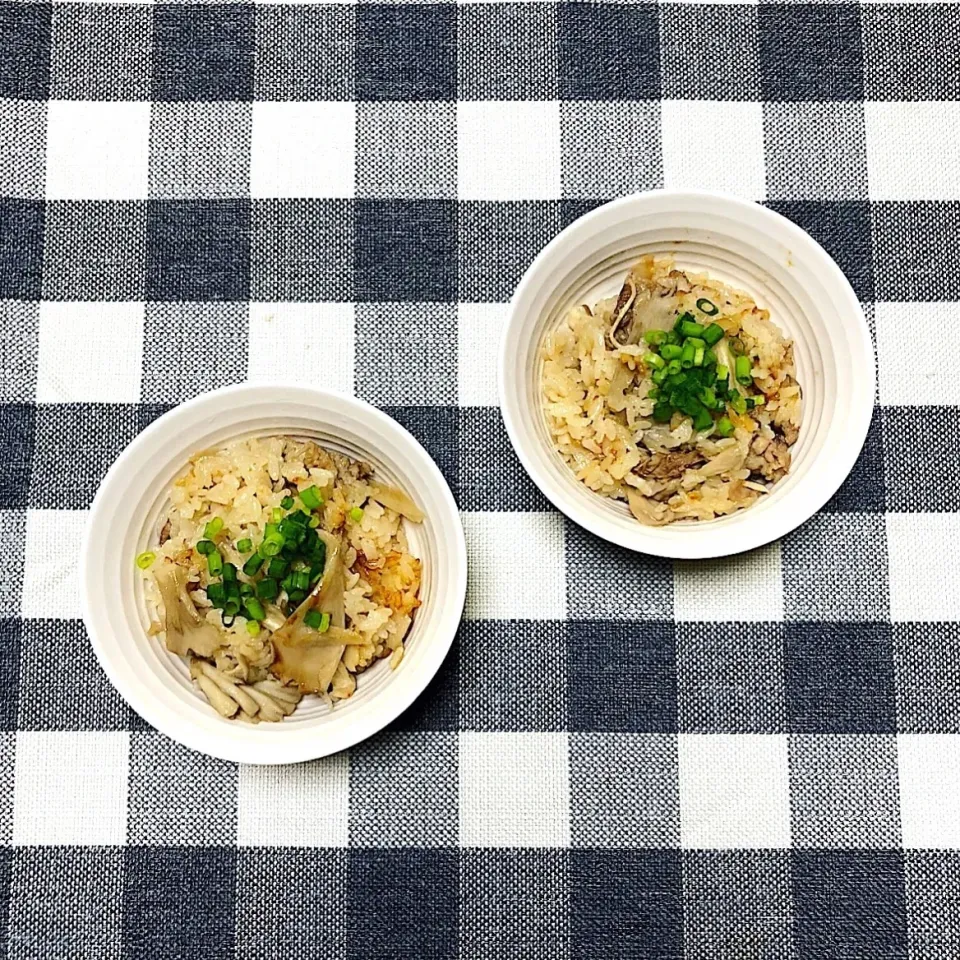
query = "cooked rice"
(541, 256, 802, 524)
(142, 436, 422, 721)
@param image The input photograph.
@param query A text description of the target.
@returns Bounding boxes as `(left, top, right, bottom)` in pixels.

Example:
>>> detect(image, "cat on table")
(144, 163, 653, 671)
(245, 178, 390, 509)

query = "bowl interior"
(500, 193, 874, 558)
(82, 387, 466, 763)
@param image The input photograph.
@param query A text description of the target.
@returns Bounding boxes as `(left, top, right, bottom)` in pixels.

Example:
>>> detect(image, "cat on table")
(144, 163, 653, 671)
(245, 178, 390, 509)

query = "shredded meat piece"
(635, 450, 703, 481)
(746, 438, 791, 482)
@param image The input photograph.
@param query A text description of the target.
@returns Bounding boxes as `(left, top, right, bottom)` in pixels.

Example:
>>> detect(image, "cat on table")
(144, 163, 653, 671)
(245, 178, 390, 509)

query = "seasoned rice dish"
(135, 436, 423, 722)
(541, 256, 802, 525)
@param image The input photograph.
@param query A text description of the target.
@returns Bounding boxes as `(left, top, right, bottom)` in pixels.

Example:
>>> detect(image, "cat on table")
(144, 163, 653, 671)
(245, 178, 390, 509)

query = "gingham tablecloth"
(0, 0, 957, 956)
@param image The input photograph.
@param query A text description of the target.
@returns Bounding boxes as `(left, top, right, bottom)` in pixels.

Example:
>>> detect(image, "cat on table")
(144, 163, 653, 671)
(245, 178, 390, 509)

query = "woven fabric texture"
(1, 1, 959, 957)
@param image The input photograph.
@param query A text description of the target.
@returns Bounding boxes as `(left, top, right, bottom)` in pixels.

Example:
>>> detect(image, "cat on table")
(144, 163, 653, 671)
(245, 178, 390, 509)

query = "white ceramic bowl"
(80, 385, 466, 764)
(499, 190, 875, 559)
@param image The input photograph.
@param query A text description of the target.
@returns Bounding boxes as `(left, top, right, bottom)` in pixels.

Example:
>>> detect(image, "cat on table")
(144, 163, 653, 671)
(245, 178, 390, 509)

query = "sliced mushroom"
(270, 531, 347, 694)
(367, 482, 425, 523)
(626, 489, 670, 526)
(154, 562, 222, 659)
(195, 674, 238, 718)
(195, 659, 260, 716)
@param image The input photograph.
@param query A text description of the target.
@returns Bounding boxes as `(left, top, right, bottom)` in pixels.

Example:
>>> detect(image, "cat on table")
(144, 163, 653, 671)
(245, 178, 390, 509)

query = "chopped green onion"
(280, 495, 294, 510)
(207, 552, 223, 576)
(666, 359, 682, 376)
(222, 562, 237, 582)
(647, 386, 659, 400)
(693, 407, 714, 431)
(246, 620, 260, 637)
(729, 395, 747, 415)
(242, 553, 264, 577)
(716, 416, 734, 438)
(652, 367, 668, 385)
(204, 517, 223, 539)
(643, 352, 666, 370)
(304, 610, 323, 630)
(729, 336, 745, 356)
(267, 557, 289, 578)
(643, 329, 667, 346)
(716, 364, 729, 382)
(272, 507, 283, 523)
(735, 355, 753, 385)
(680, 342, 696, 369)
(278, 517, 304, 542)
(135, 551, 156, 570)
(243, 597, 265, 621)
(659, 343, 683, 361)
(196, 539, 216, 556)
(300, 485, 323, 509)
(685, 336, 706, 350)
(308, 515, 320, 528)
(264, 522, 279, 539)
(206, 582, 226, 606)
(702, 323, 724, 346)
(239, 582, 254, 598)
(223, 599, 240, 619)
(701, 387, 717, 408)
(224, 579, 240, 601)
(310, 562, 325, 583)
(256, 577, 279, 601)
(236, 538, 253, 554)
(288, 589, 306, 606)
(281, 574, 295, 594)
(318, 612, 331, 633)
(697, 298, 719, 316)
(693, 346, 705, 367)
(287, 510, 310, 526)
(678, 319, 706, 339)
(665, 329, 682, 346)
(294, 571, 310, 591)
(703, 348, 717, 368)
(261, 539, 282, 558)
(673, 312, 694, 332)
(652, 402, 673, 423)
(752, 395, 765, 407)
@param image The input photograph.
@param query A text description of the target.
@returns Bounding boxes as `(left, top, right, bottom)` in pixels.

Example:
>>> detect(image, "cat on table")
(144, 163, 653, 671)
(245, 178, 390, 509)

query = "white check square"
(13, 731, 129, 846)
(887, 513, 960, 622)
(459, 732, 570, 848)
(45, 100, 149, 200)
(36, 301, 144, 403)
(251, 102, 355, 199)
(866, 102, 960, 201)
(458, 101, 561, 201)
(674, 542, 783, 622)
(21, 510, 88, 620)
(457, 302, 507, 407)
(462, 511, 565, 620)
(679, 733, 791, 849)
(237, 754, 349, 847)
(876, 302, 960, 405)
(248, 302, 354, 393)
(662, 100, 766, 200)
(898, 734, 960, 848)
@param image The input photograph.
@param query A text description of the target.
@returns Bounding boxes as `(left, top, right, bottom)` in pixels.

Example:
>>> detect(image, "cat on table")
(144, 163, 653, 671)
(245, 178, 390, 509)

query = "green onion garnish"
(696, 298, 719, 316)
(246, 620, 260, 637)
(300, 486, 322, 509)
(267, 557, 289, 578)
(716, 364, 729, 381)
(643, 352, 666, 370)
(735, 355, 753, 385)
(280, 495, 294, 510)
(659, 343, 683, 361)
(261, 539, 282, 558)
(256, 577, 279, 601)
(206, 582, 226, 606)
(693, 346, 705, 367)
(243, 553, 264, 577)
(716, 416, 734, 438)
(680, 342, 696, 369)
(243, 597, 265, 621)
(652, 402, 672, 423)
(272, 507, 283, 523)
(239, 582, 254, 597)
(304, 609, 323, 630)
(236, 538, 252, 554)
(207, 552, 223, 576)
(204, 517, 223, 539)
(196, 540, 216, 556)
(643, 329, 667, 346)
(221, 562, 237, 582)
(308, 515, 320, 528)
(135, 551, 156, 570)
(702, 323, 724, 346)
(678, 318, 706, 339)
(318, 612, 330, 633)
